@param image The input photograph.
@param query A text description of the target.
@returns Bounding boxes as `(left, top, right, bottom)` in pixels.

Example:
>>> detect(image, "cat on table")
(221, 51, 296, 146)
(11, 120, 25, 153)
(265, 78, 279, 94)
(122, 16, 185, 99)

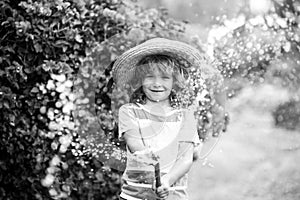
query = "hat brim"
(112, 38, 214, 88)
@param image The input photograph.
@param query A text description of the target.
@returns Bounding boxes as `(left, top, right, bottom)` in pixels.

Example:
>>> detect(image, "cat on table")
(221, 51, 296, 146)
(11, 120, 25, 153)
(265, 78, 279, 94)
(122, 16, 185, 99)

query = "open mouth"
(150, 89, 164, 92)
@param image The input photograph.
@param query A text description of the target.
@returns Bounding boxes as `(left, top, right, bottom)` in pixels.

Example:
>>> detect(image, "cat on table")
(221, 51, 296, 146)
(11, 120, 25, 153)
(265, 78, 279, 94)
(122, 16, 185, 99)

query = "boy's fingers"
(156, 186, 169, 198)
(156, 192, 169, 199)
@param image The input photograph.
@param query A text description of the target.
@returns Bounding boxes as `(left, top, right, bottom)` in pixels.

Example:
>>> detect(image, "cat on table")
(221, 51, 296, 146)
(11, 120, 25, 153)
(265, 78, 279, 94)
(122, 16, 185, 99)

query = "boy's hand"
(156, 185, 169, 199)
(155, 174, 170, 199)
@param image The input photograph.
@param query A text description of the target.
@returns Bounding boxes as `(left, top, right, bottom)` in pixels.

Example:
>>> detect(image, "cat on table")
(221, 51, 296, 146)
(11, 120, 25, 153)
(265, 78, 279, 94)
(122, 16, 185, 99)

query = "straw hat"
(112, 37, 213, 88)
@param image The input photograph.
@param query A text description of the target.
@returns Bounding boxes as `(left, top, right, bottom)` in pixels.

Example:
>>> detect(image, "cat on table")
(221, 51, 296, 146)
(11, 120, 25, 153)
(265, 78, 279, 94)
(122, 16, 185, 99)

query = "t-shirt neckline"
(135, 103, 179, 117)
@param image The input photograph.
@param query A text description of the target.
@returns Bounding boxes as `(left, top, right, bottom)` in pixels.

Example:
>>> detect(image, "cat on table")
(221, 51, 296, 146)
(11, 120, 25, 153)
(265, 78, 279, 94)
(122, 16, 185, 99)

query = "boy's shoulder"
(119, 103, 140, 111)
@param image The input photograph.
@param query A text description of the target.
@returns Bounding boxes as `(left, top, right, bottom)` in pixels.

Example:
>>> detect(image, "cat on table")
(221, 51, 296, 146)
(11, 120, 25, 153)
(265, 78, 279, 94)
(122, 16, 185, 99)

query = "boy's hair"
(129, 54, 188, 108)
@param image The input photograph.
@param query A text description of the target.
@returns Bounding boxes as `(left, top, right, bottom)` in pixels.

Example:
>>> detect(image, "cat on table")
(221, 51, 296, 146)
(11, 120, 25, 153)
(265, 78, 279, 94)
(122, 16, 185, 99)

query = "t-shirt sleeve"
(178, 107, 200, 145)
(118, 104, 139, 139)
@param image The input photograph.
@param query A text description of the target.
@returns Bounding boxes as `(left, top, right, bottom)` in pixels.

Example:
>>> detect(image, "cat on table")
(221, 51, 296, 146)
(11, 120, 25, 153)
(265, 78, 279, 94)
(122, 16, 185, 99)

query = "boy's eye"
(162, 76, 171, 79)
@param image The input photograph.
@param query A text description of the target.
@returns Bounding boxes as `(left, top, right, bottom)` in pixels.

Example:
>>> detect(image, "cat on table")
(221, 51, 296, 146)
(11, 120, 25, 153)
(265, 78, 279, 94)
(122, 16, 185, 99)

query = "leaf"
(73, 20, 82, 26)
(75, 34, 83, 43)
(4, 46, 15, 54)
(3, 100, 10, 109)
(63, 46, 68, 52)
(30, 87, 39, 93)
(0, 70, 5, 76)
(55, 40, 71, 47)
(34, 43, 43, 53)
(37, 24, 45, 30)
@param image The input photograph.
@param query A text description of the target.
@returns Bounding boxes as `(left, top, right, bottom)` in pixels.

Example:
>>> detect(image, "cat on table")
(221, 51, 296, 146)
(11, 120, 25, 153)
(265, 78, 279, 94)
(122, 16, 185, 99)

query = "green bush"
(0, 0, 127, 198)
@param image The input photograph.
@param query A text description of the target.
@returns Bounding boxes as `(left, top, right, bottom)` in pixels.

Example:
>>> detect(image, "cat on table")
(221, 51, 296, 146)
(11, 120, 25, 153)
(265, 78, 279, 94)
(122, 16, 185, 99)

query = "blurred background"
(137, 0, 246, 23)
(137, 0, 247, 38)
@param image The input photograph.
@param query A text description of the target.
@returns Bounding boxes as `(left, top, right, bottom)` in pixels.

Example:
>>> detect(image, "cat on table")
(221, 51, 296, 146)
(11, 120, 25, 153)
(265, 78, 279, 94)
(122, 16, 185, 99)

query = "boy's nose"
(152, 79, 162, 86)
(152, 84, 161, 89)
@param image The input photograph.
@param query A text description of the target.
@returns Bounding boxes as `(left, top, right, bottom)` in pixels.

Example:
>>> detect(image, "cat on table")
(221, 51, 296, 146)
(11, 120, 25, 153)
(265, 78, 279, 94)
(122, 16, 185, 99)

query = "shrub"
(0, 0, 129, 198)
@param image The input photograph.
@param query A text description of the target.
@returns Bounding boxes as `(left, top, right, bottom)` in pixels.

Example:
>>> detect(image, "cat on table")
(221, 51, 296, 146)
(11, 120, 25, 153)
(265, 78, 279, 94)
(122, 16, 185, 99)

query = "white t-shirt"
(118, 103, 199, 200)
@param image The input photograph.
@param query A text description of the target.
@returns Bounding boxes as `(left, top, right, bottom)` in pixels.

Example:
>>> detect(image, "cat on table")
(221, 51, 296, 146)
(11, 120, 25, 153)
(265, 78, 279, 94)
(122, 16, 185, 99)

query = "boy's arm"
(161, 142, 194, 186)
(119, 105, 148, 153)
(123, 129, 147, 153)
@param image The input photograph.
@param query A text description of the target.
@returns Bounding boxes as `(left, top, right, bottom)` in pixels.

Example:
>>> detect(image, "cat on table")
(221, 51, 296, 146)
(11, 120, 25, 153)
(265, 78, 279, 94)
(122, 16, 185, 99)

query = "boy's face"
(142, 65, 173, 104)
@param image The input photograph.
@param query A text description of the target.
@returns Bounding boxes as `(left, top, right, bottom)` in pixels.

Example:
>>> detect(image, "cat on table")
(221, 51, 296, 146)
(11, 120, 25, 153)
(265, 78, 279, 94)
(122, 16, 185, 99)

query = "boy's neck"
(144, 99, 173, 113)
(145, 98, 170, 106)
